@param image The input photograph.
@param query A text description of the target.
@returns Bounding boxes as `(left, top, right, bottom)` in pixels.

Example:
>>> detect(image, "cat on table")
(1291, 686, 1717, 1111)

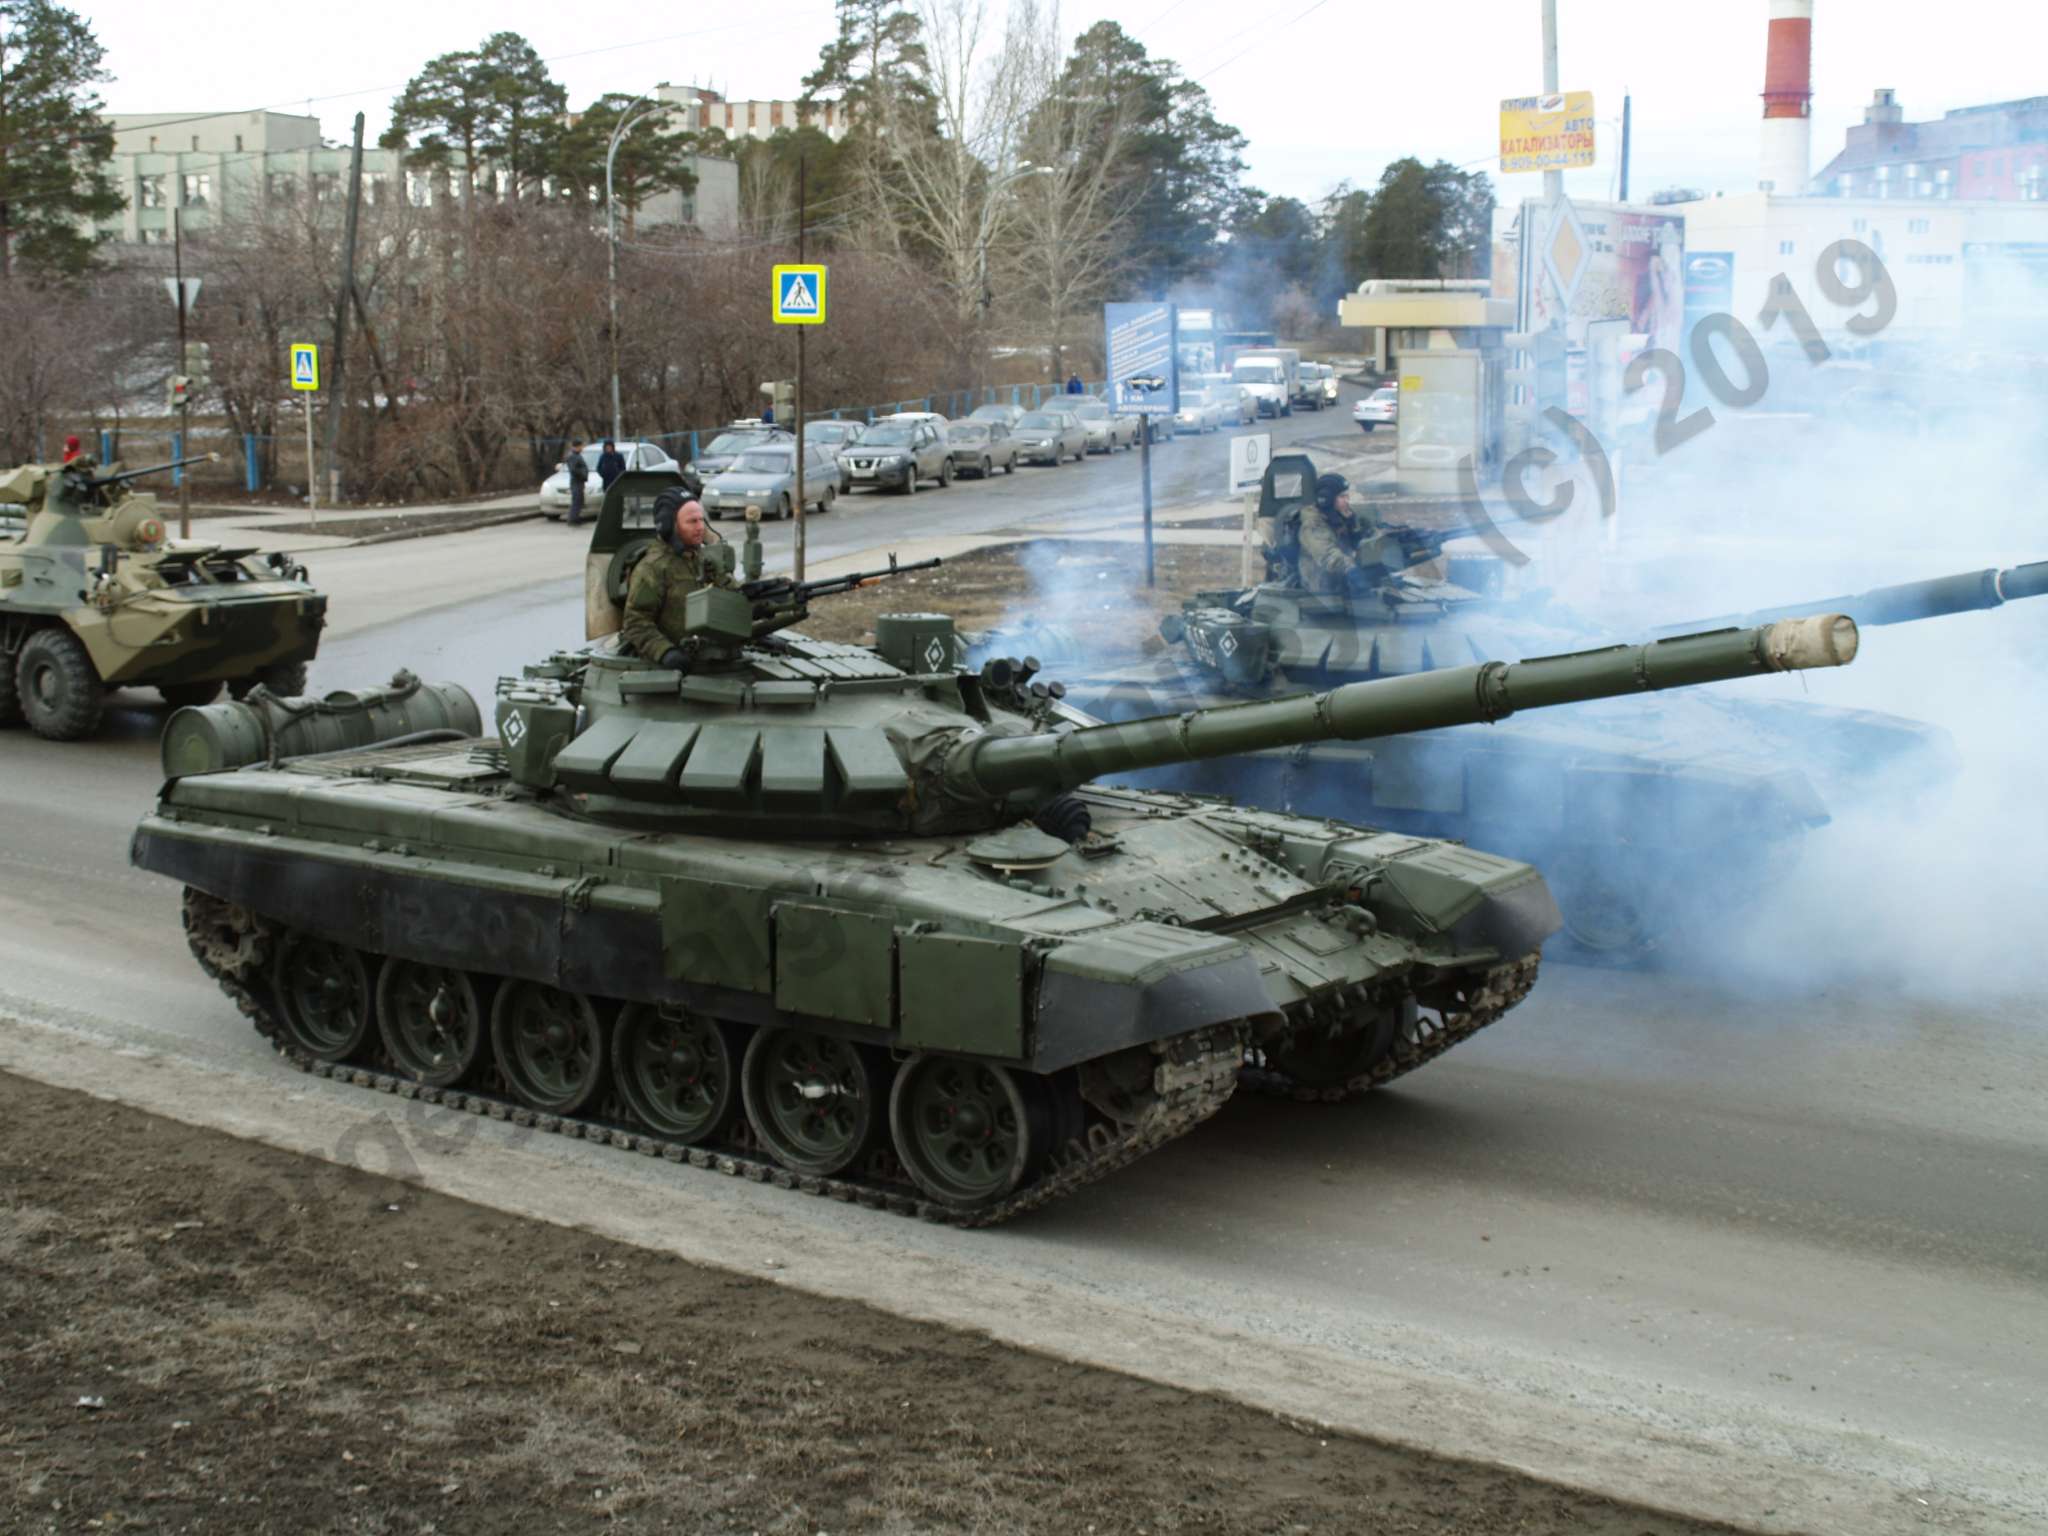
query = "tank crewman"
(1297, 472, 1412, 596)
(620, 489, 737, 671)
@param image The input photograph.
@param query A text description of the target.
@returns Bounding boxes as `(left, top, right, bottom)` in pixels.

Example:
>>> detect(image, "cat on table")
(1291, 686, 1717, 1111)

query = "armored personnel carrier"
(0, 455, 326, 740)
(129, 492, 1856, 1223)
(1057, 453, 2039, 957)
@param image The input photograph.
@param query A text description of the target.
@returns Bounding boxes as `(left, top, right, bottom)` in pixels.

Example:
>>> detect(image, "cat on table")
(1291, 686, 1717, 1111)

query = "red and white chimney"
(1759, 0, 1814, 195)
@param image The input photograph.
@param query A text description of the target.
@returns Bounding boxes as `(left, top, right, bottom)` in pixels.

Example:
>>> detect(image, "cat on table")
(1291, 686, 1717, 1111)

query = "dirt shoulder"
(0, 1070, 1740, 1536)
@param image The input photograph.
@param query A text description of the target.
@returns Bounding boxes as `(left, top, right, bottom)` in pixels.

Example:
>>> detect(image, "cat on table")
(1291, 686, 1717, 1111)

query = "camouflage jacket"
(620, 543, 737, 662)
(1298, 510, 1405, 595)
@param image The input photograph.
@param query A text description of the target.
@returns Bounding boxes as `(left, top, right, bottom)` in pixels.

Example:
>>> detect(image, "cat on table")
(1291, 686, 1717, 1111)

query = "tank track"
(178, 890, 1243, 1229)
(1239, 953, 1541, 1104)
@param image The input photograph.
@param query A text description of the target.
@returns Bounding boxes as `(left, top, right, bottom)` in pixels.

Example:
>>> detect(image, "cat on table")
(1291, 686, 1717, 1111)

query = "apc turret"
(129, 469, 1858, 1223)
(1, 454, 326, 739)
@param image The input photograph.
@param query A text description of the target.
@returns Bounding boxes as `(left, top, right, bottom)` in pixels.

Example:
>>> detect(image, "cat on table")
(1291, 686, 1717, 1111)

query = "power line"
(1192, 0, 1336, 85)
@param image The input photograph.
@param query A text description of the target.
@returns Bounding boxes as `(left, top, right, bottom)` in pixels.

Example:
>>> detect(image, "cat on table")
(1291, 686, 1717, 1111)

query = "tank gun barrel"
(72, 452, 220, 490)
(954, 616, 1858, 798)
(1664, 562, 2048, 633)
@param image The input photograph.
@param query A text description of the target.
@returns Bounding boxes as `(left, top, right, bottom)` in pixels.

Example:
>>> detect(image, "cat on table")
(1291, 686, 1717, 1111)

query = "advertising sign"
(1104, 302, 1178, 415)
(1500, 92, 1597, 173)
(1682, 250, 1735, 344)
(1523, 200, 1685, 356)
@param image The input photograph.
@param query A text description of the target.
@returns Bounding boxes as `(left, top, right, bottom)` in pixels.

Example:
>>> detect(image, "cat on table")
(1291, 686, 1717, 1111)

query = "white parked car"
(1066, 397, 1139, 452)
(540, 440, 679, 518)
(1353, 385, 1399, 432)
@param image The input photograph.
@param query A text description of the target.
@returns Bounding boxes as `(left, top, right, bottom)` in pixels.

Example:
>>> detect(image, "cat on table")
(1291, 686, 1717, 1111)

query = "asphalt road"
(3, 388, 2043, 1534)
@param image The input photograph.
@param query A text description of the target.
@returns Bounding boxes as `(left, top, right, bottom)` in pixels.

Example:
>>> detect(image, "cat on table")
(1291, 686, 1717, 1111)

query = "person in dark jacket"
(595, 439, 627, 489)
(565, 439, 590, 526)
(1065, 372, 1084, 394)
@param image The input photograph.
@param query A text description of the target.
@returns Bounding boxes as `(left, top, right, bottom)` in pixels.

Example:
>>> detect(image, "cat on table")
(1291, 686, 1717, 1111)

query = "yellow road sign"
(772, 265, 827, 325)
(289, 342, 320, 391)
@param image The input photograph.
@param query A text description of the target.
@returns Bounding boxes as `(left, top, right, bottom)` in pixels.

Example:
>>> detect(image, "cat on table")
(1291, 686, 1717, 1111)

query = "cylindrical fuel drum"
(161, 670, 481, 777)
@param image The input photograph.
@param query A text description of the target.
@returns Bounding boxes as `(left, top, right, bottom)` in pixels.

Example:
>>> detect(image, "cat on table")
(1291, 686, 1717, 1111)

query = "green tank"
(1053, 453, 2039, 957)
(0, 455, 327, 740)
(128, 503, 1857, 1224)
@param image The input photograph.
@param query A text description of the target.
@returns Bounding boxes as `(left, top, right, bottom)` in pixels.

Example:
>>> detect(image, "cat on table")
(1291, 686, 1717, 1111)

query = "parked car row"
(544, 375, 1351, 514)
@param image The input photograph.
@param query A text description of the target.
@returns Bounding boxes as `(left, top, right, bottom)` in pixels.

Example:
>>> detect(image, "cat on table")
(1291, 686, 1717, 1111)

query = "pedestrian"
(1065, 372, 1084, 395)
(61, 435, 82, 464)
(596, 438, 627, 490)
(565, 439, 589, 526)
(761, 404, 775, 424)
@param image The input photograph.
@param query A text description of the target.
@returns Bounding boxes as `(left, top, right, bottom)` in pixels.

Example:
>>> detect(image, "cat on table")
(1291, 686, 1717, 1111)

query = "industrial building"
(653, 85, 853, 143)
(94, 108, 739, 245)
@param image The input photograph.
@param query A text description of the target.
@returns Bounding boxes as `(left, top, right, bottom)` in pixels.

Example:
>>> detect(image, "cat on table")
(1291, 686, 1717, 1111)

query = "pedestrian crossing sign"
(772, 264, 827, 326)
(289, 342, 319, 391)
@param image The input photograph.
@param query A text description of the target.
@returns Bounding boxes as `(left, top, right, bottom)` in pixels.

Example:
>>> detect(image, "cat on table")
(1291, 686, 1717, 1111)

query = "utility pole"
(1620, 93, 1633, 202)
(172, 208, 191, 538)
(324, 113, 366, 507)
(1541, 0, 1563, 207)
(793, 154, 808, 582)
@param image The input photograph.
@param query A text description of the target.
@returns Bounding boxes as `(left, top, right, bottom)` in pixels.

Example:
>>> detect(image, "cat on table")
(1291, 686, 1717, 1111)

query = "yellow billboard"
(1500, 92, 1596, 173)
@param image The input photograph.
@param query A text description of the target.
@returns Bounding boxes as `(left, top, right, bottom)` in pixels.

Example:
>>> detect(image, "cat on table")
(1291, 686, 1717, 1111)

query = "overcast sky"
(87, 0, 2040, 210)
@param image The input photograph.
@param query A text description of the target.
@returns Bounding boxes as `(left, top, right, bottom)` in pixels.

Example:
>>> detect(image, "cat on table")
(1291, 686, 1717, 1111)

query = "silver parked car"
(1173, 387, 1226, 434)
(968, 402, 1024, 429)
(1065, 397, 1138, 453)
(540, 440, 678, 518)
(839, 419, 952, 493)
(1012, 409, 1088, 465)
(943, 419, 1019, 478)
(702, 440, 840, 521)
(691, 422, 792, 479)
(803, 419, 865, 493)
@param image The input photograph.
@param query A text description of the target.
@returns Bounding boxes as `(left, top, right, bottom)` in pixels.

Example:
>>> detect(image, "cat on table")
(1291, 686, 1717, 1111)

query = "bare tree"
(858, 0, 1031, 331)
(999, 0, 1139, 381)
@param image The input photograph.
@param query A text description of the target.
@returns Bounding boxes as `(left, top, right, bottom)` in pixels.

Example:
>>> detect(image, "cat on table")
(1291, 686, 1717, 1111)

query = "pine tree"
(381, 31, 567, 200)
(0, 0, 123, 278)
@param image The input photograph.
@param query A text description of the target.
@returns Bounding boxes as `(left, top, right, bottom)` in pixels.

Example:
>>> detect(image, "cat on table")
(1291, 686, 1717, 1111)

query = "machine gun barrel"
(77, 452, 220, 488)
(744, 554, 945, 609)
(953, 615, 1859, 798)
(1663, 561, 2048, 633)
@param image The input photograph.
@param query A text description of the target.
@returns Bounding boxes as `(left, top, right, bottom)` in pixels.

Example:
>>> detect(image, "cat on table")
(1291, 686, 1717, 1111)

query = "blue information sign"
(1104, 302, 1178, 415)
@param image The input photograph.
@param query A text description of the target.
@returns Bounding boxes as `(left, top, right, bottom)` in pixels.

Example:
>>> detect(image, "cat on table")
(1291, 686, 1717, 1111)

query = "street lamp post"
(607, 95, 658, 445)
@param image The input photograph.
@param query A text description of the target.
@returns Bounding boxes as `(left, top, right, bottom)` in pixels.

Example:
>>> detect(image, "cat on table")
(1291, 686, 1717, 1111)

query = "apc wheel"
(158, 680, 223, 708)
(612, 1004, 740, 1144)
(889, 1054, 1041, 1210)
(741, 1027, 886, 1177)
(376, 959, 487, 1086)
(231, 660, 309, 701)
(492, 982, 608, 1115)
(271, 930, 376, 1062)
(17, 628, 104, 740)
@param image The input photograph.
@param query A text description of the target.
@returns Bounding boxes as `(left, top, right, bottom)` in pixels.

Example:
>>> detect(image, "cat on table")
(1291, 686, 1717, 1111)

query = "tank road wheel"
(376, 959, 487, 1087)
(612, 1003, 740, 1145)
(158, 680, 224, 709)
(1546, 848, 1655, 957)
(1265, 997, 1404, 1092)
(17, 628, 104, 741)
(271, 930, 376, 1062)
(491, 981, 608, 1116)
(741, 1027, 886, 1177)
(889, 1054, 1042, 1210)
